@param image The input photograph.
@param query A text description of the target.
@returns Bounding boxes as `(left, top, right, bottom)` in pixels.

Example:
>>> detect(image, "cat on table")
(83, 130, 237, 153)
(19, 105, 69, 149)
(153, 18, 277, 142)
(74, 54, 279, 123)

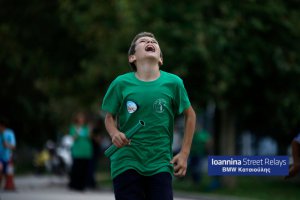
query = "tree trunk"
(219, 108, 237, 188)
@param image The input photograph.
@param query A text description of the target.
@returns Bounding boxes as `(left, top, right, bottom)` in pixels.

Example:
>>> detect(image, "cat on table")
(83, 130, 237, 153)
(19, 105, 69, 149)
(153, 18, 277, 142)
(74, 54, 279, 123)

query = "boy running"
(102, 32, 196, 200)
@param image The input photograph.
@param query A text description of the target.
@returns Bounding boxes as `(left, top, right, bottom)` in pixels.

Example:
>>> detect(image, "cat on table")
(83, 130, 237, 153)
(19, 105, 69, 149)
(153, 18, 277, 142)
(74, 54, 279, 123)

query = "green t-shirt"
(69, 125, 92, 159)
(102, 70, 191, 179)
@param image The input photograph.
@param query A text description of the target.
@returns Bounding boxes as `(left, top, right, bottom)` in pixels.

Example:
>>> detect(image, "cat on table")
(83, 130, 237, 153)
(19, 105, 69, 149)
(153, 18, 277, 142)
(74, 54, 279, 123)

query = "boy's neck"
(135, 64, 160, 82)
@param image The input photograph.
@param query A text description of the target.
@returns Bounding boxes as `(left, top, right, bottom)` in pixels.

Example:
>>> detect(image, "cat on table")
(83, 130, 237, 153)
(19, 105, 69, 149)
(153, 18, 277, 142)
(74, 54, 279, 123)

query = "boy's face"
(129, 36, 163, 65)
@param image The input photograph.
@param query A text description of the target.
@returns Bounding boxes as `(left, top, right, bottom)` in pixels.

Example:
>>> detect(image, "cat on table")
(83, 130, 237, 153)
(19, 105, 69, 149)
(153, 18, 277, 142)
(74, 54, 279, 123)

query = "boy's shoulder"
(161, 70, 183, 83)
(162, 70, 181, 78)
(111, 71, 183, 85)
(112, 72, 134, 83)
(116, 72, 133, 80)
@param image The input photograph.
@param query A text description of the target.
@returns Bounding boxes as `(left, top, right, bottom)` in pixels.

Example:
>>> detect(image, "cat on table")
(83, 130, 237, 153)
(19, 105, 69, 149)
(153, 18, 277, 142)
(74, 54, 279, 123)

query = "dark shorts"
(0, 160, 8, 175)
(113, 169, 173, 200)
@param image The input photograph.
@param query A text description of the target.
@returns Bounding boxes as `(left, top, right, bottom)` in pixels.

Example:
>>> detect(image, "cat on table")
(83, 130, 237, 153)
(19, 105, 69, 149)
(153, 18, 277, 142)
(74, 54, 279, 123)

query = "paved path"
(0, 175, 254, 200)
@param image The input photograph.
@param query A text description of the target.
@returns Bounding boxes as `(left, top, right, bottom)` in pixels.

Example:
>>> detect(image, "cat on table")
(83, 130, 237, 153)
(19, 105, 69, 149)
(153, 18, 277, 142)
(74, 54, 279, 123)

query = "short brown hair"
(128, 32, 163, 71)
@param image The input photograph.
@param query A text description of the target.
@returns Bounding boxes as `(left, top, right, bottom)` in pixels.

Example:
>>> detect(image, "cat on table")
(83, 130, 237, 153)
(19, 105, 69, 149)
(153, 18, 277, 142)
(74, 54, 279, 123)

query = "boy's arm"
(104, 112, 130, 148)
(171, 106, 196, 177)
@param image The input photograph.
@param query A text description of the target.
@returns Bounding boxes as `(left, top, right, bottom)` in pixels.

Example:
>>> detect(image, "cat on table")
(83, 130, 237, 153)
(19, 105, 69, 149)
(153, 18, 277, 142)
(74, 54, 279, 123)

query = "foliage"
(0, 0, 300, 148)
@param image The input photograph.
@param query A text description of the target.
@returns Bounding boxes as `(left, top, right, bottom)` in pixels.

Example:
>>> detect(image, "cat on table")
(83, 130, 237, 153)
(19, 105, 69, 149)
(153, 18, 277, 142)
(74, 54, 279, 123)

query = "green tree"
(1, 0, 300, 169)
(0, 0, 99, 145)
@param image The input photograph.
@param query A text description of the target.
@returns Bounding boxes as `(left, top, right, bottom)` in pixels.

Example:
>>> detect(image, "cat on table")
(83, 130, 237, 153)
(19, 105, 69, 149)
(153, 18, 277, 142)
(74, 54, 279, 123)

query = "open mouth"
(145, 45, 155, 52)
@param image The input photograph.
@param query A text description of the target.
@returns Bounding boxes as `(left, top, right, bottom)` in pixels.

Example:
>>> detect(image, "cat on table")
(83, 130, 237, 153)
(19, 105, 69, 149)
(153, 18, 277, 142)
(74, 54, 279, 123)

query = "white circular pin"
(127, 101, 138, 113)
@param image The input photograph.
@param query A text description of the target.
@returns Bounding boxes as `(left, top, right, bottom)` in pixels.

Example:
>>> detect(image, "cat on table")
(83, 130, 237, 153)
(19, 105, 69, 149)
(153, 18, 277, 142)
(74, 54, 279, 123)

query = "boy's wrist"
(179, 149, 190, 158)
(109, 131, 119, 139)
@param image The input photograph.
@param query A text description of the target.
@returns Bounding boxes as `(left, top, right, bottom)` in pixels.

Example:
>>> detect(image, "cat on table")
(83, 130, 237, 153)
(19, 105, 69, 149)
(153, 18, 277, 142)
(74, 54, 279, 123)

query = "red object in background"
(4, 158, 16, 190)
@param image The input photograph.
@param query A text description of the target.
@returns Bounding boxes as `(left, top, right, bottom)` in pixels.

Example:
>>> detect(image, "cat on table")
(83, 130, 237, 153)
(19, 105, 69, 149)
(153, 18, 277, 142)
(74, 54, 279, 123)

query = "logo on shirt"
(127, 101, 138, 113)
(153, 98, 167, 113)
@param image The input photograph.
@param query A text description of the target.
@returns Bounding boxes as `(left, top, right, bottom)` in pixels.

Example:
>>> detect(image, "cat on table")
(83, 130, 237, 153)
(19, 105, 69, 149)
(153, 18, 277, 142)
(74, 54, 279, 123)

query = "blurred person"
(33, 146, 50, 174)
(285, 131, 300, 179)
(257, 136, 278, 155)
(68, 112, 92, 191)
(102, 32, 196, 200)
(45, 140, 58, 173)
(0, 117, 16, 189)
(189, 123, 212, 184)
(34, 139, 69, 175)
(87, 126, 102, 189)
(56, 133, 73, 174)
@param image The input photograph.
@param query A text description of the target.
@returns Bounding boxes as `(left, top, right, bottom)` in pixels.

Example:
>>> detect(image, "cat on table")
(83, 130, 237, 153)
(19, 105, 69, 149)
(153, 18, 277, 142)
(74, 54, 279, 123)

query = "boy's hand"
(171, 152, 188, 177)
(111, 131, 130, 148)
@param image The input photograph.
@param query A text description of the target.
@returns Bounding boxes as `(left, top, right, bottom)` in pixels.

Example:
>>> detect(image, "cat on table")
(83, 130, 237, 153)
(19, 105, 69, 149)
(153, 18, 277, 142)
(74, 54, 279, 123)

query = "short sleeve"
(6, 130, 16, 146)
(101, 78, 122, 115)
(175, 78, 191, 115)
